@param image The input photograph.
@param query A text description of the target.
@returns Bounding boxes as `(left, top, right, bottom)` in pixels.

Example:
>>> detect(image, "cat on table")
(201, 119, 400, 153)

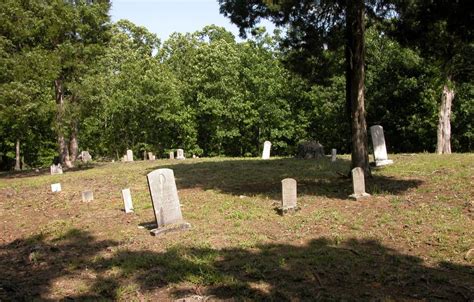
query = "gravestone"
(262, 141, 271, 160)
(122, 155, 127, 162)
(370, 125, 393, 166)
(146, 168, 191, 235)
(148, 152, 154, 161)
(331, 149, 337, 162)
(176, 149, 185, 160)
(50, 164, 63, 175)
(143, 150, 147, 160)
(349, 167, 370, 200)
(79, 151, 92, 162)
(281, 178, 298, 214)
(169, 151, 174, 159)
(296, 140, 325, 159)
(121, 188, 134, 213)
(82, 190, 94, 202)
(51, 183, 61, 192)
(126, 149, 134, 162)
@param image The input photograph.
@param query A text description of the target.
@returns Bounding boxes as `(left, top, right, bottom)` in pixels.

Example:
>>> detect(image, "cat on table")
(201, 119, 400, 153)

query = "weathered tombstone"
(126, 149, 134, 162)
(176, 149, 185, 160)
(146, 168, 191, 235)
(79, 151, 92, 162)
(121, 188, 134, 213)
(122, 155, 127, 162)
(169, 151, 174, 159)
(82, 190, 94, 202)
(280, 178, 298, 214)
(50, 164, 63, 175)
(51, 183, 61, 192)
(143, 150, 147, 160)
(296, 140, 325, 159)
(331, 149, 337, 162)
(148, 152, 154, 160)
(370, 125, 393, 166)
(349, 167, 370, 200)
(262, 141, 271, 160)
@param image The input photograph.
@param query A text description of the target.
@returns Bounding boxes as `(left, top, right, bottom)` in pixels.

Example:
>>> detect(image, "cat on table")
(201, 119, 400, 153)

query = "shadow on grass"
(145, 158, 423, 200)
(1, 230, 472, 301)
(0, 163, 97, 179)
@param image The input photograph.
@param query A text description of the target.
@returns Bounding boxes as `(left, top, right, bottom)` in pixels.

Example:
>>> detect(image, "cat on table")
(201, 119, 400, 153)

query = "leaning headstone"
(79, 151, 92, 162)
(262, 141, 271, 160)
(121, 188, 134, 213)
(370, 125, 393, 166)
(176, 149, 185, 160)
(331, 149, 337, 162)
(51, 183, 61, 192)
(82, 190, 94, 202)
(280, 178, 298, 214)
(349, 167, 370, 200)
(50, 164, 63, 175)
(126, 149, 134, 162)
(169, 151, 174, 159)
(146, 168, 191, 235)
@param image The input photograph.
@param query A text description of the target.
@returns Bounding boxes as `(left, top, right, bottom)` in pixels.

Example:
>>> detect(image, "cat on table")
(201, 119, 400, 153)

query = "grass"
(0, 154, 473, 301)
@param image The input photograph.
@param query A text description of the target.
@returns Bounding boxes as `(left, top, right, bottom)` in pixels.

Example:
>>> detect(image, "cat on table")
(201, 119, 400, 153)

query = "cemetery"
(0, 153, 473, 300)
(0, 0, 472, 301)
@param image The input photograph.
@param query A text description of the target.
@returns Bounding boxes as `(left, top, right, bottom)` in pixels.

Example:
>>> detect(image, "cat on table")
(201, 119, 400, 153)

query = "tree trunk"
(55, 79, 73, 168)
(346, 0, 370, 176)
(436, 82, 454, 154)
(14, 139, 21, 171)
(69, 122, 79, 162)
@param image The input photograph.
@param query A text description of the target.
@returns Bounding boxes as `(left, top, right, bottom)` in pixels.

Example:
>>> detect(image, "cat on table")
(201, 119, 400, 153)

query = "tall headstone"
(126, 149, 134, 162)
(82, 190, 94, 202)
(146, 168, 191, 235)
(262, 141, 271, 160)
(143, 150, 148, 160)
(331, 149, 337, 162)
(176, 149, 185, 160)
(50, 164, 63, 175)
(51, 183, 61, 192)
(281, 178, 298, 214)
(349, 167, 370, 200)
(169, 151, 174, 160)
(370, 125, 393, 166)
(121, 188, 134, 213)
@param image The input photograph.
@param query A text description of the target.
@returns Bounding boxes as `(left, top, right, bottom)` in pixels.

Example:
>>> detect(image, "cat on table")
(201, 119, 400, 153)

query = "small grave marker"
(169, 151, 174, 159)
(370, 125, 393, 166)
(262, 141, 271, 160)
(121, 188, 134, 213)
(349, 167, 370, 200)
(82, 190, 94, 202)
(79, 151, 92, 162)
(126, 149, 134, 162)
(51, 183, 61, 192)
(50, 164, 63, 175)
(176, 149, 185, 160)
(331, 149, 337, 162)
(280, 178, 298, 214)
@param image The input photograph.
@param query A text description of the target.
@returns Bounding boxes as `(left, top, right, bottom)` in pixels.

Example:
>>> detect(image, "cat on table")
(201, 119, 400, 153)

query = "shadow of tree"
(0, 163, 97, 179)
(145, 158, 423, 200)
(1, 231, 472, 300)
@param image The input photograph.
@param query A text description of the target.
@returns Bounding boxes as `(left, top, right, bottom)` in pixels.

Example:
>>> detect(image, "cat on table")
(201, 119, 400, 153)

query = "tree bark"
(69, 122, 79, 162)
(436, 82, 454, 154)
(346, 0, 370, 176)
(14, 139, 21, 171)
(55, 79, 72, 168)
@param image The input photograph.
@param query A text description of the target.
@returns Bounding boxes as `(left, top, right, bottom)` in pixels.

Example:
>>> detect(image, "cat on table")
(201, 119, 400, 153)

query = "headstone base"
(349, 192, 371, 201)
(150, 222, 191, 236)
(374, 159, 394, 167)
(278, 206, 300, 216)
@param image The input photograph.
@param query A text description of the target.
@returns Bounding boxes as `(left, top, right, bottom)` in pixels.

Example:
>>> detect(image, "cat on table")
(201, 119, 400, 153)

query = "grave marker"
(176, 149, 185, 160)
(80, 151, 92, 162)
(281, 178, 298, 214)
(331, 149, 337, 162)
(262, 141, 271, 160)
(50, 164, 63, 175)
(370, 125, 393, 166)
(146, 168, 191, 235)
(349, 167, 370, 200)
(169, 151, 174, 159)
(126, 149, 134, 162)
(121, 188, 134, 213)
(82, 190, 94, 202)
(51, 183, 61, 192)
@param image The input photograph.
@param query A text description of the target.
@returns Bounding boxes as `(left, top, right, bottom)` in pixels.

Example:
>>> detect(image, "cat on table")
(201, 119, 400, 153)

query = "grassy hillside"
(1, 154, 473, 301)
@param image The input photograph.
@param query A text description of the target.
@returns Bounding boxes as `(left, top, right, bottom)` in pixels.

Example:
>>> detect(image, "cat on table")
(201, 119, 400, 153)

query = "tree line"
(0, 0, 472, 171)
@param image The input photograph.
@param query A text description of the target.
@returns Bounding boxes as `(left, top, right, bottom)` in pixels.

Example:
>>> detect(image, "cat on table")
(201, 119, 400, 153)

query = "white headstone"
(262, 141, 271, 160)
(50, 164, 63, 175)
(51, 183, 61, 192)
(331, 149, 337, 162)
(370, 125, 393, 166)
(80, 151, 92, 162)
(148, 152, 154, 161)
(82, 190, 94, 202)
(281, 178, 297, 211)
(121, 188, 134, 213)
(126, 149, 134, 162)
(169, 151, 174, 159)
(176, 149, 185, 160)
(122, 155, 127, 162)
(349, 167, 370, 200)
(146, 168, 191, 235)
